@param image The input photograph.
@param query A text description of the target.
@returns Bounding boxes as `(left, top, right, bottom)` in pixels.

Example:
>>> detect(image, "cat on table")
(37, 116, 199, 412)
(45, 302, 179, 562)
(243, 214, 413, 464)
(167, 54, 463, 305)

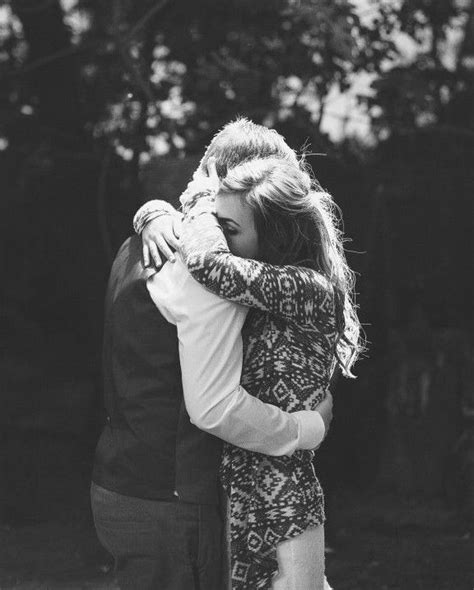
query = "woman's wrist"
(182, 190, 216, 218)
(133, 199, 176, 234)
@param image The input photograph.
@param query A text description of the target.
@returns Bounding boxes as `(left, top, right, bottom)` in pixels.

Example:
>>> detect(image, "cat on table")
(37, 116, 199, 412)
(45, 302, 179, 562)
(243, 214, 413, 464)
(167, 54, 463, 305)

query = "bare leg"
(272, 524, 333, 590)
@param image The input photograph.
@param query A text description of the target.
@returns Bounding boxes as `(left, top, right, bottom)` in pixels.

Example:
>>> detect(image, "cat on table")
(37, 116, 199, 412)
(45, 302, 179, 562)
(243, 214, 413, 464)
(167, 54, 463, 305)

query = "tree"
(367, 0, 474, 139)
(1, 1, 395, 159)
(362, 0, 474, 338)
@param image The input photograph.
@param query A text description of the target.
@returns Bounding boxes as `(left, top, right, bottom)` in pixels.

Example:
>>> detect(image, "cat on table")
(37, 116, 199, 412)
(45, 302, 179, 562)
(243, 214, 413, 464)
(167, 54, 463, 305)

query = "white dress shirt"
(147, 257, 326, 456)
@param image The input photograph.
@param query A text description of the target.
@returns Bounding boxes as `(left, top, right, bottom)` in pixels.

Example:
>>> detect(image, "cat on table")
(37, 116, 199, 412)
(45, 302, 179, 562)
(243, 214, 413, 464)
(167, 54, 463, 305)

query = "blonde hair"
(221, 157, 363, 377)
(199, 117, 298, 178)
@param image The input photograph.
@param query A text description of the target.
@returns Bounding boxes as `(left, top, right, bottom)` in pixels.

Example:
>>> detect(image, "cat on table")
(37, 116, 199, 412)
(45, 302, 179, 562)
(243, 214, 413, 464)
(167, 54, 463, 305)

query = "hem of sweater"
(229, 501, 325, 589)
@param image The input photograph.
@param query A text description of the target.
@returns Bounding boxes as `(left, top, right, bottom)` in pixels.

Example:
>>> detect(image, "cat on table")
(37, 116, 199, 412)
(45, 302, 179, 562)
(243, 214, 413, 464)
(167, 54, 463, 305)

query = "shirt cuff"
(293, 410, 326, 450)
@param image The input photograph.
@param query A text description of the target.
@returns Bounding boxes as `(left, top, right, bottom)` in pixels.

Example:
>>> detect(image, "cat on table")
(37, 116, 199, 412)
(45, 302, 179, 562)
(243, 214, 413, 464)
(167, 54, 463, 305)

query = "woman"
(136, 156, 362, 589)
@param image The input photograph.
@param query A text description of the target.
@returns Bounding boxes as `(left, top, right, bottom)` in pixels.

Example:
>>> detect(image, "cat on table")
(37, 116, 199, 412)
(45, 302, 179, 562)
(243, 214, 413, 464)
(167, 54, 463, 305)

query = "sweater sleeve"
(179, 191, 335, 326)
(133, 199, 178, 235)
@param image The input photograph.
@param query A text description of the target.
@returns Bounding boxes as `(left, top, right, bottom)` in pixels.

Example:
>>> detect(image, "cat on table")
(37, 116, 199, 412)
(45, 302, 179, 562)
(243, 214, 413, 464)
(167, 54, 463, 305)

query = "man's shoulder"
(115, 234, 141, 262)
(109, 234, 146, 287)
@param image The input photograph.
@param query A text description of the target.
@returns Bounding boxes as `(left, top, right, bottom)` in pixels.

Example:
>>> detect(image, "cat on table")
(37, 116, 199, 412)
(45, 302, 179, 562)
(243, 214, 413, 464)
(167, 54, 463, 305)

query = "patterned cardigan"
(135, 193, 339, 589)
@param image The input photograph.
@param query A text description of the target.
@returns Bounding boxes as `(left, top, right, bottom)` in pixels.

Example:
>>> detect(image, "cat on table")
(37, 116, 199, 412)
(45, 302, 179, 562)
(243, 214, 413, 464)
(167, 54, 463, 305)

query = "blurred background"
(0, 0, 473, 588)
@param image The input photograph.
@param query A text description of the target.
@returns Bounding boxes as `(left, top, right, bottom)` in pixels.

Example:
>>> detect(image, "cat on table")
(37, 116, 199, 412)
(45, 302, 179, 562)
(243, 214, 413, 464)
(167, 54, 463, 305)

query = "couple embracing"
(90, 118, 362, 590)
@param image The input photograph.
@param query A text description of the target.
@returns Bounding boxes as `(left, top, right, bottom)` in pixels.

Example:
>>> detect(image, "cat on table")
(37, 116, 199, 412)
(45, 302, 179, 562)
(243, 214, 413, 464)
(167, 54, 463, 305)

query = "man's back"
(92, 235, 222, 503)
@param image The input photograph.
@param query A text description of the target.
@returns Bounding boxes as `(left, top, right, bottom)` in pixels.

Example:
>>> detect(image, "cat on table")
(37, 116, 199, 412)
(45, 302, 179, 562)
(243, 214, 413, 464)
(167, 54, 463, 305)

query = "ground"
(0, 417, 472, 590)
(325, 490, 473, 589)
(0, 480, 472, 590)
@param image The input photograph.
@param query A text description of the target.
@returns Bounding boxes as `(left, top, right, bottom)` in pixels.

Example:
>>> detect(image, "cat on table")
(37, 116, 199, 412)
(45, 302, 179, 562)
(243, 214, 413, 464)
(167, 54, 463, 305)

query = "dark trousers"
(90, 483, 225, 590)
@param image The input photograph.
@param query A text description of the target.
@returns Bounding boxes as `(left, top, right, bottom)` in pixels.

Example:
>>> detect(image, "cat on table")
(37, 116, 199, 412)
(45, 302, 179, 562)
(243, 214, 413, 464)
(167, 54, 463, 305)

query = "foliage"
(0, 0, 396, 165)
(0, 0, 472, 340)
(0, 0, 472, 479)
(0, 0, 472, 161)
(366, 0, 474, 139)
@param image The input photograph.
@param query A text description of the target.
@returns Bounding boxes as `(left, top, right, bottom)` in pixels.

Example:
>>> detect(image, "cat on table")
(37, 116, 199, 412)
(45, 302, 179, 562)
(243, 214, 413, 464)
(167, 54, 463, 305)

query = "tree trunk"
(12, 0, 83, 140)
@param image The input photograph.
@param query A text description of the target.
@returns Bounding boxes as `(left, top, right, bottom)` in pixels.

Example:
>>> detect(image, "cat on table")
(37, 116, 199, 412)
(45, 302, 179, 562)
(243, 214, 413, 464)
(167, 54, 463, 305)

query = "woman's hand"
(141, 159, 219, 268)
(141, 212, 182, 268)
(180, 158, 220, 208)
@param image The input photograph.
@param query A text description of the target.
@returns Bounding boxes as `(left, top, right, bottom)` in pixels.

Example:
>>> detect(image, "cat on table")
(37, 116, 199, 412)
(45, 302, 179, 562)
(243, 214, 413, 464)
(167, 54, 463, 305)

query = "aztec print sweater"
(175, 190, 339, 590)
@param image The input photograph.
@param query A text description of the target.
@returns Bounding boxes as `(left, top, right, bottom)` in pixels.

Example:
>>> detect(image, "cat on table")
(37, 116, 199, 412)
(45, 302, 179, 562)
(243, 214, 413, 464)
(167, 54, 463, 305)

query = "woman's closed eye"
(222, 224, 238, 236)
(218, 217, 239, 236)
(215, 196, 259, 258)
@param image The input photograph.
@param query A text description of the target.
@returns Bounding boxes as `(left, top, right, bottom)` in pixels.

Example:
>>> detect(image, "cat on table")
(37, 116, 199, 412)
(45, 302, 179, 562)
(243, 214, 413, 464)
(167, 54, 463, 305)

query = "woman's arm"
(133, 199, 182, 267)
(133, 199, 178, 234)
(179, 191, 335, 326)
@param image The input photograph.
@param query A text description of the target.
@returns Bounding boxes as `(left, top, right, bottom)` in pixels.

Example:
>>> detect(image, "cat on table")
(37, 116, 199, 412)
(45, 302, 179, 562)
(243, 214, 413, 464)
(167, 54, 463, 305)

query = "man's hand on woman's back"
(316, 392, 333, 435)
(293, 391, 333, 452)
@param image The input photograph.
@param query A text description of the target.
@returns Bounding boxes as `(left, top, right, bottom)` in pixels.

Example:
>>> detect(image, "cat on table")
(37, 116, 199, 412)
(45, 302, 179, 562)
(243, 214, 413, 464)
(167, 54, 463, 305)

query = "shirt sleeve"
(178, 191, 335, 327)
(147, 259, 325, 456)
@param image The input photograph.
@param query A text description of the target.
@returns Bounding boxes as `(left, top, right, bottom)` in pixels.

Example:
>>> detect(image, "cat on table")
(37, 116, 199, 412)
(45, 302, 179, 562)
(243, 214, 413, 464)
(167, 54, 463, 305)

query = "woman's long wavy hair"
(220, 157, 363, 377)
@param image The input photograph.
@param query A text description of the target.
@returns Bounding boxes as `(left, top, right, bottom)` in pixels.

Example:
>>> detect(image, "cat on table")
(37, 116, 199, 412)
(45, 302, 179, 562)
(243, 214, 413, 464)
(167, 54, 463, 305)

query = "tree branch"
(1, 40, 99, 79)
(112, 2, 156, 103)
(124, 0, 171, 43)
(11, 0, 56, 15)
(3, 0, 171, 81)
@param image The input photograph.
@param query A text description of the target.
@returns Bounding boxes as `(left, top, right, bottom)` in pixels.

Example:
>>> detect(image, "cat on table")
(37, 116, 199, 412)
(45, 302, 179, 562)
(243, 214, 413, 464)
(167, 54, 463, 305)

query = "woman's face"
(215, 191, 259, 259)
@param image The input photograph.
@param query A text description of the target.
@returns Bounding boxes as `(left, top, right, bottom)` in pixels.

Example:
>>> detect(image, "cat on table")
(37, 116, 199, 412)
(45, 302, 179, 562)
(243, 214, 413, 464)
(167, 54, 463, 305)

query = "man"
(91, 119, 332, 590)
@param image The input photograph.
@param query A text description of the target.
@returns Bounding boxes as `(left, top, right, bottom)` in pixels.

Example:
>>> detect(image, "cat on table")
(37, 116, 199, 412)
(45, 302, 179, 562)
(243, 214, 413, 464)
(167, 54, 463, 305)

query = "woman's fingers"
(206, 157, 220, 192)
(147, 240, 162, 268)
(172, 214, 183, 242)
(142, 243, 150, 267)
(165, 237, 180, 252)
(140, 215, 181, 266)
(155, 236, 176, 263)
(207, 157, 218, 182)
(161, 214, 180, 250)
(157, 218, 179, 252)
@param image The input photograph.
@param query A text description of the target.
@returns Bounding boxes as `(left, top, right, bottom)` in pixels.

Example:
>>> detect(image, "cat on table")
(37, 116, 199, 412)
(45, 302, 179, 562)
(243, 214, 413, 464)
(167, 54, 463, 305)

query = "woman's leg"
(272, 524, 332, 590)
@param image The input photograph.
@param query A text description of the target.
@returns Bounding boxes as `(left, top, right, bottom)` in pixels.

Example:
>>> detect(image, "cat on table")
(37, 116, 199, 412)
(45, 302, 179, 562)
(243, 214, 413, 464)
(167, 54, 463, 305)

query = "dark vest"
(92, 236, 222, 504)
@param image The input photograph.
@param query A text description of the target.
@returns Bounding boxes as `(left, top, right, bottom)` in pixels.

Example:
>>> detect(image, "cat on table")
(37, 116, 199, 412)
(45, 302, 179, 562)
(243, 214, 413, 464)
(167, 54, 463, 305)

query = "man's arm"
(147, 259, 328, 456)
